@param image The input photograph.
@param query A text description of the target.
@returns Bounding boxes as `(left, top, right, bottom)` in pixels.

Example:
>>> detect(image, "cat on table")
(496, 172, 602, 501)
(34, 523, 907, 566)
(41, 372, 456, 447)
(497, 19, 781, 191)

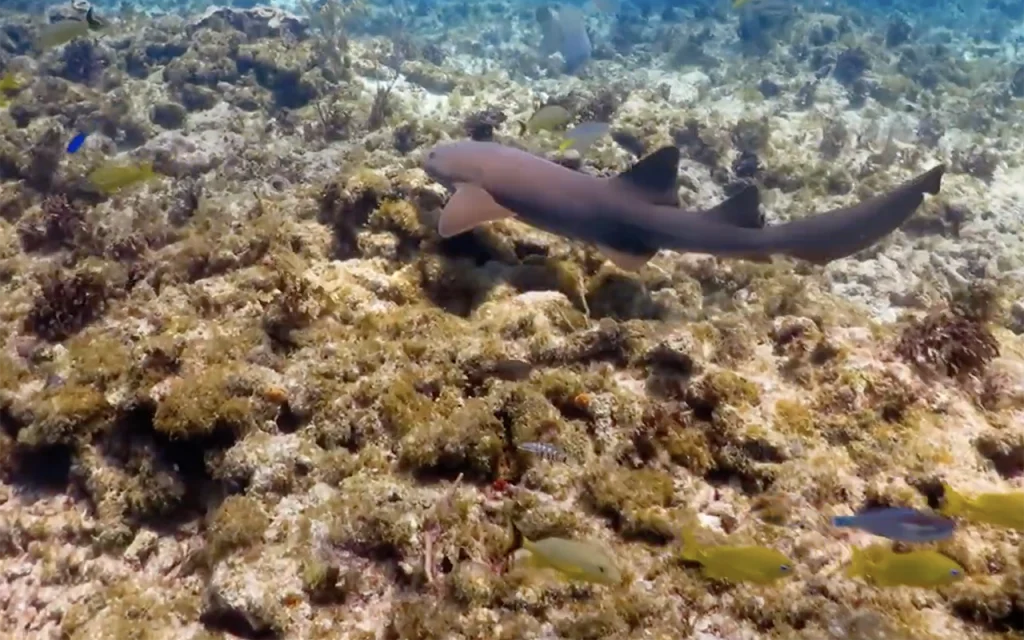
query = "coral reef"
(0, 0, 1022, 639)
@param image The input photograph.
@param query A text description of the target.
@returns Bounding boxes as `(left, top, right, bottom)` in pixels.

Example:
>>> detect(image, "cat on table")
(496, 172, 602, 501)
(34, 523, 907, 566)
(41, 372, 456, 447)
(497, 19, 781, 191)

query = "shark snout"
(422, 149, 450, 187)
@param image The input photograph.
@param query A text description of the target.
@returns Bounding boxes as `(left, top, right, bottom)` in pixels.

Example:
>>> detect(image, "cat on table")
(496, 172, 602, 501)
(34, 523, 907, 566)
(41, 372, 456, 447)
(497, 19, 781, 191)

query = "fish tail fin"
(509, 521, 533, 555)
(940, 483, 968, 517)
(510, 521, 523, 554)
(678, 527, 701, 563)
(831, 515, 856, 528)
(846, 547, 866, 578)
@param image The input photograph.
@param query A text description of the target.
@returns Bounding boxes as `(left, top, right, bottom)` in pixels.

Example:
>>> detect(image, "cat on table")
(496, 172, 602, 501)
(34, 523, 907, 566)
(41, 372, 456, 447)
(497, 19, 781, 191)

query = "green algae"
(771, 398, 816, 438)
(60, 582, 200, 640)
(205, 495, 270, 564)
(0, 7, 1019, 640)
(16, 384, 112, 448)
(398, 396, 505, 480)
(583, 466, 681, 542)
(152, 367, 258, 439)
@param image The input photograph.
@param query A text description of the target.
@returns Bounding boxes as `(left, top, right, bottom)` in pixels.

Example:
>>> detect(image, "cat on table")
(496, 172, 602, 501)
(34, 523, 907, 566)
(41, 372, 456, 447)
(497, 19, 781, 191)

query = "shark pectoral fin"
(614, 145, 681, 205)
(705, 184, 764, 228)
(437, 183, 515, 238)
(596, 244, 655, 271)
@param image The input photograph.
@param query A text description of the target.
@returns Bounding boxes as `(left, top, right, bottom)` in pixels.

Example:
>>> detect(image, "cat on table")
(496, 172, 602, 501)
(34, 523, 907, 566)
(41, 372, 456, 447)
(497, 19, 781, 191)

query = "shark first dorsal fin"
(704, 184, 764, 229)
(613, 145, 681, 206)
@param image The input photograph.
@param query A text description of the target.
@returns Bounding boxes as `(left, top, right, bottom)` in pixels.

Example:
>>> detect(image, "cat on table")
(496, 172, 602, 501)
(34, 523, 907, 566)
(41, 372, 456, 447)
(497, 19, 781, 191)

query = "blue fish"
(66, 131, 88, 154)
(554, 6, 591, 74)
(831, 507, 955, 543)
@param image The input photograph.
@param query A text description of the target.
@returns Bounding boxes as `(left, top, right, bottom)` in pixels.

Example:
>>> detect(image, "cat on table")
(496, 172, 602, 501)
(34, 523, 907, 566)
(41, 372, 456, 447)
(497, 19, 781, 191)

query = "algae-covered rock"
(0, 2, 1022, 639)
(201, 550, 299, 637)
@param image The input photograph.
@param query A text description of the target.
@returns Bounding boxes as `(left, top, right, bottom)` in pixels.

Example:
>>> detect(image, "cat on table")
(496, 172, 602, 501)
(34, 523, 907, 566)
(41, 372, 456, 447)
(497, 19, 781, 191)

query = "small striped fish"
(517, 442, 567, 462)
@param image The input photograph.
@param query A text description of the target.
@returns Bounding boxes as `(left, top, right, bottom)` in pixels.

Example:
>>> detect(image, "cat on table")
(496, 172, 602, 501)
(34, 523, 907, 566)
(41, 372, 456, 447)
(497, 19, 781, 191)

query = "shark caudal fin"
(773, 164, 945, 265)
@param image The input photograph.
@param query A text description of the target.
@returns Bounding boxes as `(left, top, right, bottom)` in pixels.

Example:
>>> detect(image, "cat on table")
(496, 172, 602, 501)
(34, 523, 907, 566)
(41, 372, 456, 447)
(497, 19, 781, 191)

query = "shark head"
(423, 141, 486, 191)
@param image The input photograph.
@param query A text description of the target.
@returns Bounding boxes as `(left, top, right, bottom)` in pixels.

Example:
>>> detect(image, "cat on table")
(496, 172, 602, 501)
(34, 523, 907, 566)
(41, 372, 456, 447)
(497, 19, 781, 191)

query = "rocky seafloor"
(0, 1, 1023, 639)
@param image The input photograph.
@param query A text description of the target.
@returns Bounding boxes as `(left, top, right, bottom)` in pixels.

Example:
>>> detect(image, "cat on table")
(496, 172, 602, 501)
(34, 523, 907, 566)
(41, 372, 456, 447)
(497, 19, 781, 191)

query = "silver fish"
(517, 442, 567, 462)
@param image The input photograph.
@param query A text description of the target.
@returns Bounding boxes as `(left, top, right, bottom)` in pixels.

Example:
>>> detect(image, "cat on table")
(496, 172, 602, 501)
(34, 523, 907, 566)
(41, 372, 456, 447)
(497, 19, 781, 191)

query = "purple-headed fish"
(831, 507, 954, 543)
(423, 141, 945, 270)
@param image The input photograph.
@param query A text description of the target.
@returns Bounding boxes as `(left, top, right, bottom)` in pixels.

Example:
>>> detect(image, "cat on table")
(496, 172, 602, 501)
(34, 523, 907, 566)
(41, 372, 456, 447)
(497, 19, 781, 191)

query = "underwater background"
(0, 0, 1023, 639)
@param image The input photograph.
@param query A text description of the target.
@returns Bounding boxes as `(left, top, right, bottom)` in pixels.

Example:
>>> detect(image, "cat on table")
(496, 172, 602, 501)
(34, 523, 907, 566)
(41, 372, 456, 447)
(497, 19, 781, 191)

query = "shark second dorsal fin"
(704, 184, 764, 229)
(614, 145, 680, 206)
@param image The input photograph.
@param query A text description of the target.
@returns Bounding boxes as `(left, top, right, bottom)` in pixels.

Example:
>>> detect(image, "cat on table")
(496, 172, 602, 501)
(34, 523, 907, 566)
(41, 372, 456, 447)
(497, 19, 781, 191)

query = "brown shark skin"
(423, 141, 944, 264)
(759, 164, 945, 264)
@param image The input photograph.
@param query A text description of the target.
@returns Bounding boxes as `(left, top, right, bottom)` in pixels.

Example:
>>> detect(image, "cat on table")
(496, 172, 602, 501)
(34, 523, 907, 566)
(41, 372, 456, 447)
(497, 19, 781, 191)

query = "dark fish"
(67, 131, 88, 154)
(611, 130, 647, 157)
(465, 358, 534, 386)
(832, 507, 955, 543)
(489, 358, 534, 381)
(422, 140, 944, 270)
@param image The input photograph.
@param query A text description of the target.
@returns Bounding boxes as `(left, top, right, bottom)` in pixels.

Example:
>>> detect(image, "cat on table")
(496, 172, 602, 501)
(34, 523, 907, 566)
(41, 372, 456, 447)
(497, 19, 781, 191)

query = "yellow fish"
(0, 71, 21, 107)
(0, 71, 20, 93)
(846, 544, 964, 588)
(88, 161, 158, 194)
(511, 525, 622, 585)
(518, 105, 572, 136)
(940, 483, 1024, 531)
(679, 529, 793, 585)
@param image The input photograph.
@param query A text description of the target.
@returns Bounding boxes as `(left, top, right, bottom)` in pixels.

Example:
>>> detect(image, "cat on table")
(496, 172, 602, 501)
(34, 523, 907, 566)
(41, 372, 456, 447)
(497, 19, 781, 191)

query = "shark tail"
(773, 164, 946, 265)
